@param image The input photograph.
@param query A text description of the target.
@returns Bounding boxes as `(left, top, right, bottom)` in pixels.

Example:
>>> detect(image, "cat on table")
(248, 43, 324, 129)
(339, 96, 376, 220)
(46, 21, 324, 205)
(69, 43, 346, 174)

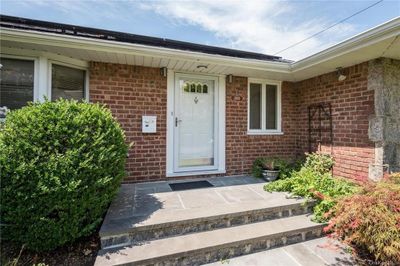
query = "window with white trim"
(51, 64, 86, 101)
(248, 79, 281, 134)
(0, 58, 34, 110)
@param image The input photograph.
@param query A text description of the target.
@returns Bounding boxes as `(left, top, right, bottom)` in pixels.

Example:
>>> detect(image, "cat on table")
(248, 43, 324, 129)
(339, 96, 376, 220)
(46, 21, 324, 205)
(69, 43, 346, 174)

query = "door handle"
(175, 117, 182, 127)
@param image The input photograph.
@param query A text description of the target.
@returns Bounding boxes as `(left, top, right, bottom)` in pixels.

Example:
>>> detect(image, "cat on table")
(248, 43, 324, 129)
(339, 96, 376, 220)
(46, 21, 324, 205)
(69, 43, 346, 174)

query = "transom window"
(248, 79, 281, 134)
(183, 82, 209, 94)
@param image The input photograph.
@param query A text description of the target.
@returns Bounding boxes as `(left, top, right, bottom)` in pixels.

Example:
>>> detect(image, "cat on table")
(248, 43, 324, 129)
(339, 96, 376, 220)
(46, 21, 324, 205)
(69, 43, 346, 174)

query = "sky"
(1, 0, 399, 61)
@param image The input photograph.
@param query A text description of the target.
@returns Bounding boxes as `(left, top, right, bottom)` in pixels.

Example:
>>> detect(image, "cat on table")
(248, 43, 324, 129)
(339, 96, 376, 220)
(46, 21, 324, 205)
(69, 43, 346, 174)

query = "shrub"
(325, 174, 400, 264)
(264, 153, 357, 222)
(303, 152, 334, 174)
(0, 99, 129, 251)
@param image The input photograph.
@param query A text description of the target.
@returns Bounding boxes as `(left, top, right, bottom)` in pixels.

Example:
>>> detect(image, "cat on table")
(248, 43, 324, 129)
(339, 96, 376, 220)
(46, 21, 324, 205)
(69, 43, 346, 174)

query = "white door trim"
(166, 70, 225, 177)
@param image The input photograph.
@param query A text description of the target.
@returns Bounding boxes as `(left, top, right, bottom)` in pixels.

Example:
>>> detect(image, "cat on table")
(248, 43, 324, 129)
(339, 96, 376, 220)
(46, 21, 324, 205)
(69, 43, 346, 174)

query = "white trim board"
(247, 78, 282, 135)
(1, 17, 399, 81)
(1, 49, 89, 103)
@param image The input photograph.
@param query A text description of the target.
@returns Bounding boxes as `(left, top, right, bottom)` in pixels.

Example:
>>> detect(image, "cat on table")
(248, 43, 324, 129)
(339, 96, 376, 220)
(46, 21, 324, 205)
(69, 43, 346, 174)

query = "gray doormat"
(169, 180, 214, 191)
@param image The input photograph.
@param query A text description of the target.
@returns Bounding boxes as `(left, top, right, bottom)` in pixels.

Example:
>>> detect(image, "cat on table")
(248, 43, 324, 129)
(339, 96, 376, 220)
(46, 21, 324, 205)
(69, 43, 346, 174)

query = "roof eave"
(0, 27, 292, 73)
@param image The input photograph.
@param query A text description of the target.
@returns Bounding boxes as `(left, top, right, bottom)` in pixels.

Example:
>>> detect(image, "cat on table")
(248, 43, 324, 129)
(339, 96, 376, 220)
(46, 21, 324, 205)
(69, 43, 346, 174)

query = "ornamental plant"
(0, 99, 129, 251)
(325, 174, 400, 264)
(264, 153, 357, 222)
(252, 157, 299, 179)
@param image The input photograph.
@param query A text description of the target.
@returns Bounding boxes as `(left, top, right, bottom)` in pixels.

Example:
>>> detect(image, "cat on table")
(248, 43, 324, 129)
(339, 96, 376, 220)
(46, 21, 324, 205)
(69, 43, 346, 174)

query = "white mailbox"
(142, 115, 157, 133)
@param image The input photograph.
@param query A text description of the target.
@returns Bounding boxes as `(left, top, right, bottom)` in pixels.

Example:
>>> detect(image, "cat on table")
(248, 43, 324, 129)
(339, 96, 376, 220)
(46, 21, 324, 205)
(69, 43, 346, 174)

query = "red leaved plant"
(325, 173, 400, 265)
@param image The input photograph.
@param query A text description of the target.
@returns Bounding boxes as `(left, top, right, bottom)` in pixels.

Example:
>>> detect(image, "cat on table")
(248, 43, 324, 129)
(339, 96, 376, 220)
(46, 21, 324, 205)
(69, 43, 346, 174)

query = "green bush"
(325, 174, 400, 264)
(264, 153, 357, 222)
(303, 152, 334, 174)
(0, 99, 129, 251)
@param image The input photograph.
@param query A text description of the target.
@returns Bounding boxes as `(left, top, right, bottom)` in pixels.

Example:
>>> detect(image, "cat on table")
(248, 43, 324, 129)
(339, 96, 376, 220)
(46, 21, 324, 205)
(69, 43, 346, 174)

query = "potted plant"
(252, 157, 289, 181)
(261, 158, 281, 182)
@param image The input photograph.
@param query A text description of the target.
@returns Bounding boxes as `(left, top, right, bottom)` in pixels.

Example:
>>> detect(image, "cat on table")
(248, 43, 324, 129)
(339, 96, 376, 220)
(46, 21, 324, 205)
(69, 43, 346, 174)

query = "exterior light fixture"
(160, 67, 167, 77)
(336, 67, 347, 81)
(227, 74, 233, 83)
(196, 65, 208, 70)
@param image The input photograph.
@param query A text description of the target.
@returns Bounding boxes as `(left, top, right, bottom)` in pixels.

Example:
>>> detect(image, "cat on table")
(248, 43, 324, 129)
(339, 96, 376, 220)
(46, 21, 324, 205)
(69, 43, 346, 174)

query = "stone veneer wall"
(368, 58, 400, 179)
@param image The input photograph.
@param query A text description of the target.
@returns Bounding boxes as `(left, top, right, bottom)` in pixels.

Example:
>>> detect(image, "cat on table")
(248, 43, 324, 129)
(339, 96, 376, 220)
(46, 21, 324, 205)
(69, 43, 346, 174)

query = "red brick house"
(1, 15, 399, 182)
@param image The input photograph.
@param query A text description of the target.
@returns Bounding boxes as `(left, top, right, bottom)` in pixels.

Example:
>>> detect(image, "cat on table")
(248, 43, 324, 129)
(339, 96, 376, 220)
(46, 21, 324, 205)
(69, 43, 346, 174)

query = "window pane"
(265, 84, 277, 129)
(0, 58, 34, 110)
(52, 64, 85, 101)
(249, 83, 262, 130)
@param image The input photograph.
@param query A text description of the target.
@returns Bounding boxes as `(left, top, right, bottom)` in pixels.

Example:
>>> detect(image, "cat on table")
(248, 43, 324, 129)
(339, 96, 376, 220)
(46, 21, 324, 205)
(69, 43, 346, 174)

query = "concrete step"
(100, 200, 315, 249)
(95, 214, 325, 266)
(204, 237, 356, 266)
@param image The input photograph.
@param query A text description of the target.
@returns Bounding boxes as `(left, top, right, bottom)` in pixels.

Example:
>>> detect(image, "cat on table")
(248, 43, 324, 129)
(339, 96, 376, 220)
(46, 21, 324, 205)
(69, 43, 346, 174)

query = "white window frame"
(0, 54, 40, 104)
(48, 60, 89, 101)
(247, 78, 282, 135)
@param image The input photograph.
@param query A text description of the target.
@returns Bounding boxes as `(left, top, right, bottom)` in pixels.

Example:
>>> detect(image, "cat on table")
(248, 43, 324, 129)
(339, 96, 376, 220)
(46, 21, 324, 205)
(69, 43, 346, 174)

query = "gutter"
(0, 28, 292, 73)
(0, 16, 399, 75)
(291, 16, 400, 71)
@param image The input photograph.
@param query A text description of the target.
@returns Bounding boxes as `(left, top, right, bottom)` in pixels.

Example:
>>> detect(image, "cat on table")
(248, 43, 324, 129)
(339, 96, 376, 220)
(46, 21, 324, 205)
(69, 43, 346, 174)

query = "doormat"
(169, 180, 214, 191)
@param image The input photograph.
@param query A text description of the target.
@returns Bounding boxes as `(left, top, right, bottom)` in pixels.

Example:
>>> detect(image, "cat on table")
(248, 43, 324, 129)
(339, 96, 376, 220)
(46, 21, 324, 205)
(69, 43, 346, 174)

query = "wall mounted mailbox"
(142, 115, 157, 133)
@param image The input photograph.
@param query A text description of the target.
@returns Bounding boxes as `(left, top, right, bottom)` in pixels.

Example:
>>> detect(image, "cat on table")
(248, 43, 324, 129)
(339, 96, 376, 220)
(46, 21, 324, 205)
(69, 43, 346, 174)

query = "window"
(51, 64, 86, 101)
(0, 58, 34, 110)
(248, 79, 281, 134)
(182, 81, 210, 94)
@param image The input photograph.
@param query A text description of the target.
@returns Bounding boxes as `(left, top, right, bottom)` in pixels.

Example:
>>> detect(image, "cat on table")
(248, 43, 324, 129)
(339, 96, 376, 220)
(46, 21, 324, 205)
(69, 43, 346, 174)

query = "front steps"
(95, 177, 325, 265)
(95, 214, 324, 266)
(100, 200, 316, 249)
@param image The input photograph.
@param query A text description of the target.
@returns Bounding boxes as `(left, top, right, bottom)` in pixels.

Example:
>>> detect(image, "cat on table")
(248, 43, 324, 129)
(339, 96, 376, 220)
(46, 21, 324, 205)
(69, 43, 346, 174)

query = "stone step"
(95, 214, 325, 266)
(100, 200, 315, 249)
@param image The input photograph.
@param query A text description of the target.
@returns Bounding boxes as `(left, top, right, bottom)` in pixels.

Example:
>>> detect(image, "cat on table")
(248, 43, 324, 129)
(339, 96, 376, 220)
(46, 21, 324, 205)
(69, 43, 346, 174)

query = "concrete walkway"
(205, 237, 356, 266)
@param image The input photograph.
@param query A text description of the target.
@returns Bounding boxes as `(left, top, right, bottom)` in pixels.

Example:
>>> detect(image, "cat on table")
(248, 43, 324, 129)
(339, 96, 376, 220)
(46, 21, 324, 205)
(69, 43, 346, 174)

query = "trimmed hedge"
(0, 99, 129, 251)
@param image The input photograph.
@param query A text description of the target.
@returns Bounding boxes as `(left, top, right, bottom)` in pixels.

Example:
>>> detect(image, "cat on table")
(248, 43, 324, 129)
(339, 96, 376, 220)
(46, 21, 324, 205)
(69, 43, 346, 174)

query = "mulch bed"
(1, 232, 100, 266)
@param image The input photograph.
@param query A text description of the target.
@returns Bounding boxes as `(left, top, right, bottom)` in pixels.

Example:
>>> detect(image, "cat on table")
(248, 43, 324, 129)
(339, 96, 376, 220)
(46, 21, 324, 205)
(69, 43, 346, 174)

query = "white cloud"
(6, 0, 358, 61)
(140, 0, 356, 61)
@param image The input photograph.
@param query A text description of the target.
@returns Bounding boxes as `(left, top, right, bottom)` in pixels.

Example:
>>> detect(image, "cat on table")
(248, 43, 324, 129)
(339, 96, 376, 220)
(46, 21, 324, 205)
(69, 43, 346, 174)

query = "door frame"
(166, 70, 226, 177)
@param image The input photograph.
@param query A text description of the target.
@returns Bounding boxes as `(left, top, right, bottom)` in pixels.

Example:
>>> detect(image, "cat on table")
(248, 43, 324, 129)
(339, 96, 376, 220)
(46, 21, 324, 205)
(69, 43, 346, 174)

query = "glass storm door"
(174, 74, 218, 172)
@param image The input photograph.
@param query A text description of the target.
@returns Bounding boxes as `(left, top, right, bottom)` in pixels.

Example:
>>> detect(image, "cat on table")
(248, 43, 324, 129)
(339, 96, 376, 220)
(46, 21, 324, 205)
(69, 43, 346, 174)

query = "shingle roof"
(0, 14, 289, 62)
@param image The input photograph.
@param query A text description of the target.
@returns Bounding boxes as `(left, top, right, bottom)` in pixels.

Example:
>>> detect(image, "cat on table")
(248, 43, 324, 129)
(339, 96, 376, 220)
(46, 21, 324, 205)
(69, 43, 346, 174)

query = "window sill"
(247, 131, 284, 136)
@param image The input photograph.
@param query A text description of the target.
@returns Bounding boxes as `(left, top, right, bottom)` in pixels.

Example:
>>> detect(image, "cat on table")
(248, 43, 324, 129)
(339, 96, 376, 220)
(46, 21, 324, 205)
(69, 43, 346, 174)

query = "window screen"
(0, 58, 34, 110)
(51, 64, 85, 101)
(249, 83, 262, 130)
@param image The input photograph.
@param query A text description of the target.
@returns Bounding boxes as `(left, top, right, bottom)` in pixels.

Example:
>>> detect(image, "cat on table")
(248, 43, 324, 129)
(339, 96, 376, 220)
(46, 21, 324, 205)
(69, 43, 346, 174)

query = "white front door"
(174, 73, 218, 172)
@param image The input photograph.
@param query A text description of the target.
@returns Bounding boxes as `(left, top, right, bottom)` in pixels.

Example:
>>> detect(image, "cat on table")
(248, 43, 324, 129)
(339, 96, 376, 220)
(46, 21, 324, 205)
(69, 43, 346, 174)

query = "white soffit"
(0, 17, 399, 82)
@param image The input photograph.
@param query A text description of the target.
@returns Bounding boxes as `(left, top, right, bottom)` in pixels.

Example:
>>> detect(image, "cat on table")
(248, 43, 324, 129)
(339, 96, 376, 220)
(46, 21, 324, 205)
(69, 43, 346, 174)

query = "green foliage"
(325, 174, 400, 264)
(0, 99, 129, 251)
(251, 157, 298, 179)
(303, 152, 334, 174)
(264, 153, 357, 222)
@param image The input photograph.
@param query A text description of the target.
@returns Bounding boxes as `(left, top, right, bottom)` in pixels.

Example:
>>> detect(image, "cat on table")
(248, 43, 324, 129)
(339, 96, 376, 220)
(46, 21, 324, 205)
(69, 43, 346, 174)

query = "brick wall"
(89, 61, 376, 182)
(89, 63, 167, 182)
(225, 76, 298, 176)
(294, 62, 375, 180)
